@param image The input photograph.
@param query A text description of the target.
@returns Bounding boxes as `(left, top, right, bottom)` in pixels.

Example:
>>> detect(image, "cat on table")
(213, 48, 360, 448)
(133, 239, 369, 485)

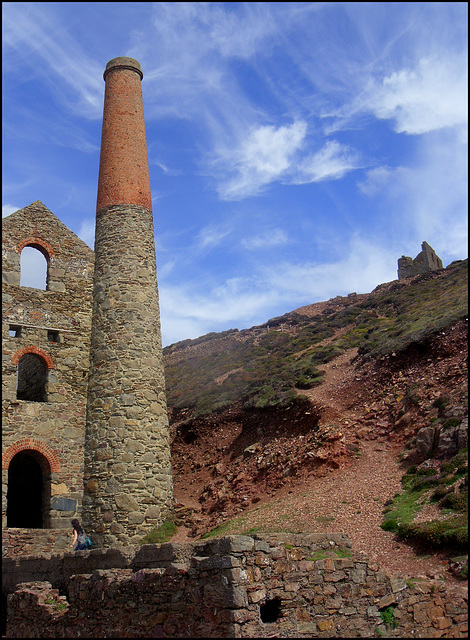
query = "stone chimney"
(84, 57, 173, 547)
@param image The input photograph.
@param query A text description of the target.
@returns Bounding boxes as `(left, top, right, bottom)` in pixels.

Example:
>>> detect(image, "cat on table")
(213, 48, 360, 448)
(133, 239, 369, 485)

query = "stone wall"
(2, 528, 71, 559)
(4, 534, 467, 638)
(2, 202, 94, 533)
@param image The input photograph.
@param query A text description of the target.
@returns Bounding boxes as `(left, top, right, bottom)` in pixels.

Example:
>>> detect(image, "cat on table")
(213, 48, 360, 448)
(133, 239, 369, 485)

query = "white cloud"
(217, 123, 362, 199)
(2, 204, 20, 218)
(264, 236, 399, 301)
(364, 55, 468, 135)
(218, 121, 307, 199)
(159, 235, 401, 347)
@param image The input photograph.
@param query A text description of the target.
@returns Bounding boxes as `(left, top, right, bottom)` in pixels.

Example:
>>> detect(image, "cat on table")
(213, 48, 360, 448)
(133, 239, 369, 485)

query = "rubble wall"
(4, 534, 467, 638)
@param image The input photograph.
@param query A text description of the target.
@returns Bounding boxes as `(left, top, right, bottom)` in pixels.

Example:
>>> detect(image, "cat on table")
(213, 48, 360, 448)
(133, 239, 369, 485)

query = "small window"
(47, 330, 59, 343)
(9, 325, 22, 338)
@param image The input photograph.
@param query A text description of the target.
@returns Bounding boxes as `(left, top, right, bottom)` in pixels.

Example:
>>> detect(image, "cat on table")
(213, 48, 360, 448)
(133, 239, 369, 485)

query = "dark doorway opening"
(7, 451, 50, 528)
(260, 597, 282, 623)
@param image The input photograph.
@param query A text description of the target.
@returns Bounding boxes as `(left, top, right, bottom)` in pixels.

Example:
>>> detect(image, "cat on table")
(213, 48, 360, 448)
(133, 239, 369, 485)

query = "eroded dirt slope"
(169, 319, 468, 583)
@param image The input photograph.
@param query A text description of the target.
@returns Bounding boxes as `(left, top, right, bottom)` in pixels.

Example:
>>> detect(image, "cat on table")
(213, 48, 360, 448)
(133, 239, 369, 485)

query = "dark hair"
(71, 519, 83, 534)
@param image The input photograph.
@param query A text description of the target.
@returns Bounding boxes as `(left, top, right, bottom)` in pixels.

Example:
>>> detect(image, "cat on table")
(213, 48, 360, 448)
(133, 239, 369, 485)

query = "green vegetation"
(309, 546, 352, 560)
(140, 517, 178, 544)
(381, 449, 468, 552)
(164, 260, 467, 417)
(380, 606, 398, 628)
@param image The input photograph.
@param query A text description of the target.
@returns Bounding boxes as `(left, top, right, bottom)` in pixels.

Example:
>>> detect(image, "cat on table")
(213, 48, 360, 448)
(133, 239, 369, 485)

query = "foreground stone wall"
(4, 534, 467, 638)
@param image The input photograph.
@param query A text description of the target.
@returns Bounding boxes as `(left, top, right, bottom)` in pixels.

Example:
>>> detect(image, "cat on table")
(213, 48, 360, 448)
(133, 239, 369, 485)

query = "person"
(70, 518, 88, 551)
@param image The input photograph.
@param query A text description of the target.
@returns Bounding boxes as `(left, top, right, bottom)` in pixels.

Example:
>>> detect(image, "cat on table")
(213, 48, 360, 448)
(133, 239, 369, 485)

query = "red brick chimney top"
(96, 57, 152, 213)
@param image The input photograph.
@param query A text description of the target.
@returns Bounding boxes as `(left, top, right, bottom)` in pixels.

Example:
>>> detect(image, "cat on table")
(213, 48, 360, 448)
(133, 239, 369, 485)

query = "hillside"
(160, 260, 468, 583)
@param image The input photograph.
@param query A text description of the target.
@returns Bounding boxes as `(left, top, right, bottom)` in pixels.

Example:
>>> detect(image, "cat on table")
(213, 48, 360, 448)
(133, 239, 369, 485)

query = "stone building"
(2, 201, 94, 533)
(2, 57, 172, 554)
(397, 241, 443, 280)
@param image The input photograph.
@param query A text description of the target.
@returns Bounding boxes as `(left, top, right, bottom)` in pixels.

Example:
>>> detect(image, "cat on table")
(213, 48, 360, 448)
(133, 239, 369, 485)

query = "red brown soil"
(169, 319, 468, 590)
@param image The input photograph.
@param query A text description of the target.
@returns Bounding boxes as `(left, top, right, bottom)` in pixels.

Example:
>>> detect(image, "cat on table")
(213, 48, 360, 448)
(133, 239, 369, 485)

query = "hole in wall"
(260, 597, 282, 623)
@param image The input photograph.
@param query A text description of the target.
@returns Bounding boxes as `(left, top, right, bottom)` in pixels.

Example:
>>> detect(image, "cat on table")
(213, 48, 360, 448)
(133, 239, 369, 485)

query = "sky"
(2, 2, 468, 347)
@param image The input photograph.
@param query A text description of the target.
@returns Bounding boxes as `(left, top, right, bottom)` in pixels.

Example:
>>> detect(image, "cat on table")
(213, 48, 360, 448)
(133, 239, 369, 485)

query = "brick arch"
(11, 346, 55, 369)
(16, 236, 55, 259)
(2, 439, 61, 472)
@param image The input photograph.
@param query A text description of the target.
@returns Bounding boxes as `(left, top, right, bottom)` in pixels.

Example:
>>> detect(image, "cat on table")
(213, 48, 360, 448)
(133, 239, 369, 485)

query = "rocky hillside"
(160, 260, 468, 580)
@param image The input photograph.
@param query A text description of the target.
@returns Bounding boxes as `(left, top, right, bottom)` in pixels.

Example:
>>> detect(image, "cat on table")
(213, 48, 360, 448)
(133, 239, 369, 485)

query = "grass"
(309, 546, 352, 560)
(140, 517, 178, 544)
(381, 449, 468, 552)
(164, 260, 467, 417)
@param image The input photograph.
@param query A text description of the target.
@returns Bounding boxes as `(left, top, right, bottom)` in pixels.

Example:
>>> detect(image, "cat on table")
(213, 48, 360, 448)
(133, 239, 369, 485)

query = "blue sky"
(2, 2, 468, 347)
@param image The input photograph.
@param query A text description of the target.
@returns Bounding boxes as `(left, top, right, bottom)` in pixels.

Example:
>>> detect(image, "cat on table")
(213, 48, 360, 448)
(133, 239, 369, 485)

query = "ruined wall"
(398, 241, 443, 280)
(4, 534, 468, 638)
(2, 201, 94, 533)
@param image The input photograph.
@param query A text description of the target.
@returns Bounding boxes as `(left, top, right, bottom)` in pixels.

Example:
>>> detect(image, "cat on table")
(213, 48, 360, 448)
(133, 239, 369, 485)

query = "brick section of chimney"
(96, 57, 152, 212)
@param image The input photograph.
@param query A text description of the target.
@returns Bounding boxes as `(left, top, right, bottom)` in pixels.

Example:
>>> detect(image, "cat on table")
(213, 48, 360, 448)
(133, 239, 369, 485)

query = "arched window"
(19, 246, 48, 290)
(17, 353, 48, 401)
(6, 450, 52, 528)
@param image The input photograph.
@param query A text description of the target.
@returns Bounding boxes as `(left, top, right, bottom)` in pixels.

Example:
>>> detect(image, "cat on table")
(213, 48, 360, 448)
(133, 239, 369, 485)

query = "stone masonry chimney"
(84, 58, 173, 547)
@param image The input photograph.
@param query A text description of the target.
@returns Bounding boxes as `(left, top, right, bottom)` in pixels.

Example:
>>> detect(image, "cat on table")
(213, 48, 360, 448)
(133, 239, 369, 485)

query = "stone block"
(50, 496, 78, 512)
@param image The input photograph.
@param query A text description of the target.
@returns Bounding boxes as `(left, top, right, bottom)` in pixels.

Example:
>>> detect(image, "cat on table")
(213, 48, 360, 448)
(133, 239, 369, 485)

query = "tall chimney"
(84, 57, 173, 547)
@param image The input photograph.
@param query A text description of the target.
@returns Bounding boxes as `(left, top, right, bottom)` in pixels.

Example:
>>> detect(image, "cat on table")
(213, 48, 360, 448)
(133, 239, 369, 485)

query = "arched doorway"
(6, 450, 51, 528)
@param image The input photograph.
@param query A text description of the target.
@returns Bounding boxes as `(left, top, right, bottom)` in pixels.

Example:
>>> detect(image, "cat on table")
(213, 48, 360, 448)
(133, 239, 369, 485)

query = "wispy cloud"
(2, 3, 103, 119)
(241, 229, 290, 250)
(293, 140, 362, 184)
(196, 223, 232, 250)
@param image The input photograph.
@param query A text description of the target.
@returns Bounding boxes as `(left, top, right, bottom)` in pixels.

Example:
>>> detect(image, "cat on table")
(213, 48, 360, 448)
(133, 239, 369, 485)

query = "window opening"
(9, 325, 22, 338)
(260, 597, 282, 623)
(6, 450, 51, 528)
(20, 246, 48, 290)
(47, 330, 59, 343)
(16, 353, 48, 401)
